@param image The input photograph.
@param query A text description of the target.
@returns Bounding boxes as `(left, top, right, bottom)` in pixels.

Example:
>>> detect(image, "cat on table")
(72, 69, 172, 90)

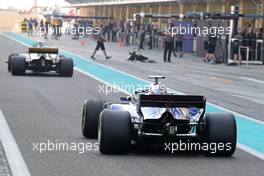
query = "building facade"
(65, 0, 264, 27)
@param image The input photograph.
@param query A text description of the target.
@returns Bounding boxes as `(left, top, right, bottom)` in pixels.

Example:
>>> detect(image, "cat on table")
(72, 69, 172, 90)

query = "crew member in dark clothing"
(27, 18, 33, 36)
(257, 28, 264, 62)
(249, 30, 257, 60)
(33, 18, 38, 31)
(233, 30, 243, 65)
(147, 24, 153, 49)
(138, 28, 145, 51)
(40, 19, 44, 35)
(174, 34, 184, 57)
(204, 34, 217, 63)
(91, 27, 111, 60)
(44, 17, 50, 39)
(72, 21, 79, 40)
(163, 32, 174, 62)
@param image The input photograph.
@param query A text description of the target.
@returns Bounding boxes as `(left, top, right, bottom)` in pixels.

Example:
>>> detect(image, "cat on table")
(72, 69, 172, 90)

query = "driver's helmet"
(38, 41, 45, 48)
(34, 41, 45, 48)
(148, 83, 167, 95)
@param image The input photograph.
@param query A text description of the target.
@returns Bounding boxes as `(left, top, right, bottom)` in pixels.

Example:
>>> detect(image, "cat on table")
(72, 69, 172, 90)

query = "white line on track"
(0, 110, 31, 176)
(239, 76, 264, 85)
(237, 143, 264, 161)
(2, 32, 264, 161)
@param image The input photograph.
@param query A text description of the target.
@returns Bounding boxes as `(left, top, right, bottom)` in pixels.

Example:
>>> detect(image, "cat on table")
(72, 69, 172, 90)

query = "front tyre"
(82, 100, 104, 138)
(98, 110, 131, 154)
(205, 112, 237, 156)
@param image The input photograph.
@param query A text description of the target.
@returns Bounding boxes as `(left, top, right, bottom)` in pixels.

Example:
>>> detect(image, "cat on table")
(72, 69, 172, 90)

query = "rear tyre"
(98, 110, 131, 154)
(8, 53, 18, 72)
(82, 100, 104, 138)
(11, 56, 26, 75)
(59, 58, 73, 77)
(205, 112, 237, 156)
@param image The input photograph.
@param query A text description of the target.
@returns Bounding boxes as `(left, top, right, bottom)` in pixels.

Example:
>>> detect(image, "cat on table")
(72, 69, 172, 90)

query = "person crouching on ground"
(91, 25, 112, 60)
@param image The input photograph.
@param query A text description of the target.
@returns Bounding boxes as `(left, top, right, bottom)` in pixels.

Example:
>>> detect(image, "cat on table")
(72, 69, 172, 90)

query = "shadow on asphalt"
(9, 72, 72, 78)
(92, 144, 237, 159)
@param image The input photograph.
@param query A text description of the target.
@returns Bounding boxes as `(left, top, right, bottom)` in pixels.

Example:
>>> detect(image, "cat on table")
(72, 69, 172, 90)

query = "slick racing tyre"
(205, 112, 237, 156)
(59, 58, 73, 77)
(8, 53, 18, 72)
(11, 56, 26, 75)
(82, 100, 104, 138)
(98, 110, 131, 154)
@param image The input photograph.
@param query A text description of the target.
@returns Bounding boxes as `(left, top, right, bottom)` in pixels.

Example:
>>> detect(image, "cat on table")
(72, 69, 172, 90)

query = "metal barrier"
(237, 40, 263, 65)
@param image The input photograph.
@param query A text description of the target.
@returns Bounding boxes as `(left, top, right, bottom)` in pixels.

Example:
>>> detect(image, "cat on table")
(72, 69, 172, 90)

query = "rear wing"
(28, 48, 58, 54)
(139, 95, 206, 109)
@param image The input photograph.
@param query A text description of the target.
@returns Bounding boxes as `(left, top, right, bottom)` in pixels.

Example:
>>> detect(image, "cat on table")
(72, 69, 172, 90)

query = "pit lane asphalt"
(0, 35, 264, 176)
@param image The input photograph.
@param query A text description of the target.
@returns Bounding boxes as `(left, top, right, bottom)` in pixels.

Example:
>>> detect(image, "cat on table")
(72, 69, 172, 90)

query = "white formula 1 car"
(82, 76, 237, 156)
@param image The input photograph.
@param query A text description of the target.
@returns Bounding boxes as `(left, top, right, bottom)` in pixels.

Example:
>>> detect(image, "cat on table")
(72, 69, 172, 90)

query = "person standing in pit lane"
(44, 17, 50, 39)
(138, 27, 146, 51)
(233, 29, 243, 65)
(174, 33, 185, 58)
(163, 27, 174, 63)
(91, 25, 112, 60)
(27, 18, 33, 36)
